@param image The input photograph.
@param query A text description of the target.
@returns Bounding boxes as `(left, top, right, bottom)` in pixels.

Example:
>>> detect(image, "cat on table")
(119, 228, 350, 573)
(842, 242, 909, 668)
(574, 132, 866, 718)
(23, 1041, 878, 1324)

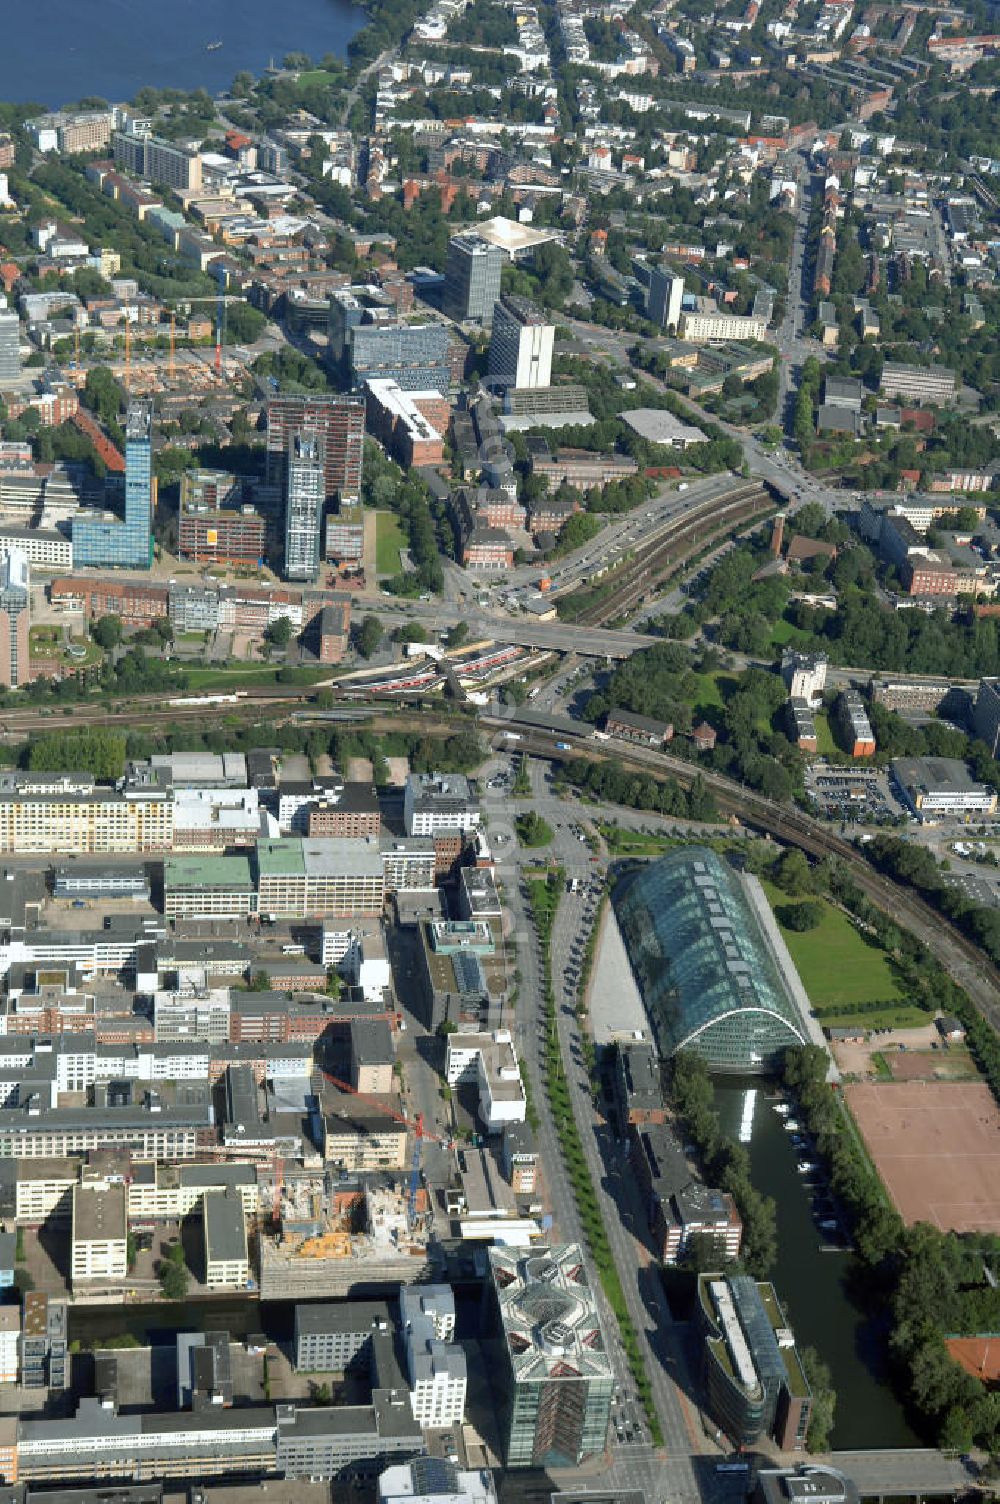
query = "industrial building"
(615, 848, 807, 1073)
(880, 362, 957, 405)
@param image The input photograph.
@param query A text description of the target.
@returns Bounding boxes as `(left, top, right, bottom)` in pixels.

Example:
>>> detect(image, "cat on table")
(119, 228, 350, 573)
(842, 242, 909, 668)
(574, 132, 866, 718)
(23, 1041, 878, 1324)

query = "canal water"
(716, 1082, 918, 1450)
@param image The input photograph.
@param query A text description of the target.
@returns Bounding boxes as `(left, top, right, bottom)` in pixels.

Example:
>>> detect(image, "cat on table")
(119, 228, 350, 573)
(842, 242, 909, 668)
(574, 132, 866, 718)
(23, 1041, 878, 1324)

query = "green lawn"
(764, 882, 905, 1010)
(375, 511, 406, 575)
(770, 617, 813, 648)
(599, 824, 673, 856)
(184, 665, 332, 692)
(689, 671, 737, 714)
(813, 711, 839, 758)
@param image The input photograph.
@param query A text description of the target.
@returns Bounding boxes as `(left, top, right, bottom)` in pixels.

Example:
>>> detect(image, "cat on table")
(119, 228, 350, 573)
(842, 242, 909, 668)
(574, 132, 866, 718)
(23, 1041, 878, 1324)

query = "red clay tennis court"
(844, 1080, 1000, 1234)
(946, 1338, 1000, 1382)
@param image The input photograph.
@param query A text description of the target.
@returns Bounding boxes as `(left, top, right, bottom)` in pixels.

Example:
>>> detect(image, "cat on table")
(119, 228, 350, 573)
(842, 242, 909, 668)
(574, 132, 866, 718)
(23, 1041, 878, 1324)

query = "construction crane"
(271, 1152, 284, 1228)
(319, 1070, 450, 1230)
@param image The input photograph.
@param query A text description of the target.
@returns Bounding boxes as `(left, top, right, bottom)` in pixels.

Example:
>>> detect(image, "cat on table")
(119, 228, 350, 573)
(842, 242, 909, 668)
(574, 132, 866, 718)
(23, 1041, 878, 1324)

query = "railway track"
(490, 716, 1000, 1024)
(568, 481, 769, 622)
(572, 482, 774, 626)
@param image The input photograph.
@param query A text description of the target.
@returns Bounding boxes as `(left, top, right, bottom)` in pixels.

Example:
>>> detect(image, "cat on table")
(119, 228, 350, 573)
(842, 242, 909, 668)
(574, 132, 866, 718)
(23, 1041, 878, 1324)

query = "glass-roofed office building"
(615, 846, 806, 1073)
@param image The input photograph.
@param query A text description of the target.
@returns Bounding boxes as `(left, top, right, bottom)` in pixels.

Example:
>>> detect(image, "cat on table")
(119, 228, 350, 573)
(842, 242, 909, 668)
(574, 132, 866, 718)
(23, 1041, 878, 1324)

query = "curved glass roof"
(615, 847, 806, 1073)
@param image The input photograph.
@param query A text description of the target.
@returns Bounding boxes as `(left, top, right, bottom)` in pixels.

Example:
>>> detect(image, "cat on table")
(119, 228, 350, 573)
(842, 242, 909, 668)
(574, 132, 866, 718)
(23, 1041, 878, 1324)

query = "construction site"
(257, 1169, 439, 1299)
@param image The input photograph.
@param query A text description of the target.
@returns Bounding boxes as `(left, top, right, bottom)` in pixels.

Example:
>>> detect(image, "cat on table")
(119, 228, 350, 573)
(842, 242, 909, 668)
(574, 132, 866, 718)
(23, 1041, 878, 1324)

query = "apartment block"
(113, 131, 203, 191)
(177, 470, 266, 566)
(835, 689, 876, 757)
(678, 310, 768, 342)
(0, 774, 172, 855)
(266, 396, 366, 504)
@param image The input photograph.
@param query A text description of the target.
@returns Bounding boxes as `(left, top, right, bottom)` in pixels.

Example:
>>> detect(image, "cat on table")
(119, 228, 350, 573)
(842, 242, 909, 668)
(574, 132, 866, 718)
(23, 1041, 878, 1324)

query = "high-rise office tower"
(284, 430, 326, 581)
(443, 233, 504, 325)
(0, 549, 30, 689)
(72, 399, 155, 569)
(488, 295, 554, 391)
(486, 1244, 614, 1469)
(648, 267, 685, 331)
(0, 305, 21, 385)
(266, 396, 365, 503)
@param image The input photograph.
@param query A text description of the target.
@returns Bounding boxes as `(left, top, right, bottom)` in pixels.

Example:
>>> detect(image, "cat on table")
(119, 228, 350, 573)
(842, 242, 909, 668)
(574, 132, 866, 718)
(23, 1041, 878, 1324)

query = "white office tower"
(0, 302, 20, 384)
(648, 266, 685, 331)
(488, 295, 554, 391)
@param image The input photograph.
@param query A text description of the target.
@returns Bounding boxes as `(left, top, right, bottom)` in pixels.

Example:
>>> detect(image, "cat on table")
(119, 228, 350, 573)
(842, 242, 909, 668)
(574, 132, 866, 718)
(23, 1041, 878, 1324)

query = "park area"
(766, 888, 921, 1028)
(375, 511, 406, 575)
(844, 1080, 1000, 1234)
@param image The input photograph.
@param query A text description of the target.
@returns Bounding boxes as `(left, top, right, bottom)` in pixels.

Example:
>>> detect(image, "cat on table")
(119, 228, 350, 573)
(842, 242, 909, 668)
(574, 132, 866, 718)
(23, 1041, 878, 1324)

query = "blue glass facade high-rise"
(73, 399, 155, 569)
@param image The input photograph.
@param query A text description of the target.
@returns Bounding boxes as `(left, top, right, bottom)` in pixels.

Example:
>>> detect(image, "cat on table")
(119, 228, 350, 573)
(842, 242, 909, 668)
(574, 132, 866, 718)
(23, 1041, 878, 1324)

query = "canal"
(716, 1082, 918, 1450)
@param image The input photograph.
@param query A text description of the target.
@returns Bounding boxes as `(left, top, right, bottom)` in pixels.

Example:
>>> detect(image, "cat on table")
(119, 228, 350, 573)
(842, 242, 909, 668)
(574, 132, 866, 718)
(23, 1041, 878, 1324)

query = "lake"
(0, 0, 367, 108)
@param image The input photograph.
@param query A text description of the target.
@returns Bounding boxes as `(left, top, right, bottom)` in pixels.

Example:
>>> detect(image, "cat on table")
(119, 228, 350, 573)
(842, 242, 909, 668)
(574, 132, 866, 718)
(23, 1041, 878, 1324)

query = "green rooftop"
(164, 854, 254, 890)
(255, 838, 306, 877)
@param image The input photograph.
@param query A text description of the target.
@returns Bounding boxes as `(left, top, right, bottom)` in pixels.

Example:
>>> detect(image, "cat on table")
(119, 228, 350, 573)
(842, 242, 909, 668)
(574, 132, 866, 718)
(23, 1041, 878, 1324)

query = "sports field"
(844, 1080, 1000, 1234)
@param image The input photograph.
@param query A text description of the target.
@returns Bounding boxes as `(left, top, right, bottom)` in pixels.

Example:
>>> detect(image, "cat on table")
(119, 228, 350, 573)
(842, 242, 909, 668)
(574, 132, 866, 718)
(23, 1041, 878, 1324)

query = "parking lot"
(804, 766, 901, 824)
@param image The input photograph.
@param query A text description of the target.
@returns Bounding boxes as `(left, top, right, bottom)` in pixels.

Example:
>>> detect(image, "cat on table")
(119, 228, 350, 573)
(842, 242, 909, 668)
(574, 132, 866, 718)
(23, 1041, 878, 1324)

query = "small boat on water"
(784, 1118, 801, 1132)
(774, 1102, 791, 1116)
(207, 40, 223, 50)
(797, 1161, 817, 1174)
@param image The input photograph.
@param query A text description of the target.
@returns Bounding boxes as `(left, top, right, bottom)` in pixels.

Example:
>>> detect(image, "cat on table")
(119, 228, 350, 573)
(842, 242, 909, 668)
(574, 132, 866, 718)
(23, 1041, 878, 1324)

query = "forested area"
(784, 1045, 1000, 1452)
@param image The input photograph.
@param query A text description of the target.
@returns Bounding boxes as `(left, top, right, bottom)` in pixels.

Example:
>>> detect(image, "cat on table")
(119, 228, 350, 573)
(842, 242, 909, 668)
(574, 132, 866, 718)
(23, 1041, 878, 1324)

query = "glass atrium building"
(615, 847, 806, 1073)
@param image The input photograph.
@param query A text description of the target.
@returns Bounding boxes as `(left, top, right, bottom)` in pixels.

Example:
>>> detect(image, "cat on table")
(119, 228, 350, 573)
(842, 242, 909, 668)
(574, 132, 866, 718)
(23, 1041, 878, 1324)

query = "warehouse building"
(891, 756, 997, 819)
